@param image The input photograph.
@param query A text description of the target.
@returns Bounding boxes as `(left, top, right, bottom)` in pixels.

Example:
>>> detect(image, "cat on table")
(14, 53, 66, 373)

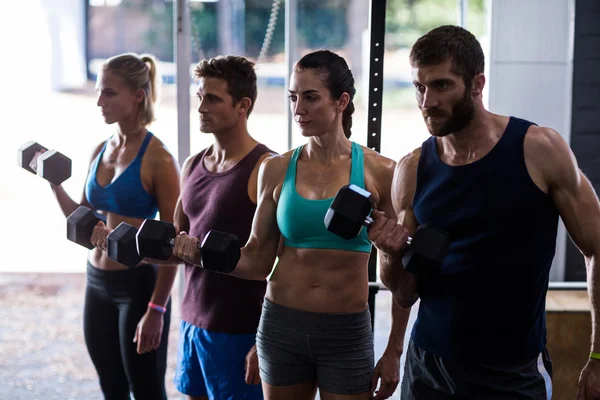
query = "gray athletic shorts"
(401, 340, 553, 400)
(256, 298, 374, 394)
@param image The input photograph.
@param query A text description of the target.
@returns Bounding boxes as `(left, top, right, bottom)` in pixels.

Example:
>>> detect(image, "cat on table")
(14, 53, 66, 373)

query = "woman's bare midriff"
(87, 212, 147, 271)
(266, 246, 370, 313)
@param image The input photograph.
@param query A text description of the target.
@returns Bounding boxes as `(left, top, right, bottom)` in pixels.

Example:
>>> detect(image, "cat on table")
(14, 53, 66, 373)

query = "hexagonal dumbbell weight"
(18, 141, 72, 186)
(325, 184, 450, 278)
(66, 206, 100, 250)
(135, 219, 241, 273)
(18, 141, 47, 175)
(107, 222, 143, 268)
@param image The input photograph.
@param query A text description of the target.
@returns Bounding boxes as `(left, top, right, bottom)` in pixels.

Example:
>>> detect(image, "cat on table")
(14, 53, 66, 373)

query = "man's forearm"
(143, 254, 182, 266)
(588, 256, 600, 353)
(380, 253, 419, 308)
(385, 300, 411, 356)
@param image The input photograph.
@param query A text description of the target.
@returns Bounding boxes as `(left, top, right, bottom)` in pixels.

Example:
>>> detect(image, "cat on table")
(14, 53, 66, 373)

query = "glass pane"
(467, 0, 488, 38)
(88, 0, 179, 158)
(468, 0, 492, 108)
(189, 0, 289, 155)
(292, 0, 357, 149)
(381, 0, 460, 163)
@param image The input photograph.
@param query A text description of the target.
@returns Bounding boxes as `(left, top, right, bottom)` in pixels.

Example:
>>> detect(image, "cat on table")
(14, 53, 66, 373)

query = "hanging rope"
(257, 0, 283, 64)
(190, 8, 206, 62)
(189, 0, 282, 64)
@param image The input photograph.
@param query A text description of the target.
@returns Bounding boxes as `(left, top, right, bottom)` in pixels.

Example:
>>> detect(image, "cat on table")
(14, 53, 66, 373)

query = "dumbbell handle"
(168, 237, 202, 251)
(364, 216, 413, 246)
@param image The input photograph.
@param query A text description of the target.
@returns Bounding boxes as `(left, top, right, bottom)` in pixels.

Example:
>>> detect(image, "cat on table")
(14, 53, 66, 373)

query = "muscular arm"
(367, 151, 414, 350)
(526, 127, 600, 354)
(387, 301, 411, 355)
(51, 142, 104, 218)
(379, 184, 413, 352)
(364, 152, 412, 398)
(142, 153, 196, 266)
(229, 156, 284, 281)
(380, 149, 421, 308)
(147, 146, 181, 307)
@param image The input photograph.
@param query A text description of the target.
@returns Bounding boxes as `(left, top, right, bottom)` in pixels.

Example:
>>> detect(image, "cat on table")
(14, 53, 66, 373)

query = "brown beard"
(423, 87, 475, 137)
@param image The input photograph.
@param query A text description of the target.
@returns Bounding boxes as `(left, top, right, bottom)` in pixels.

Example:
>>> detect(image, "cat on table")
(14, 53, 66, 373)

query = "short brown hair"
(193, 55, 258, 117)
(410, 25, 485, 85)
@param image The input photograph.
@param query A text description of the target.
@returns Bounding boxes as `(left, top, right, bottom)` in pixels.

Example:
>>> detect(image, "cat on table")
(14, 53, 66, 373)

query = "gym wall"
(566, 0, 600, 281)
(488, 0, 575, 282)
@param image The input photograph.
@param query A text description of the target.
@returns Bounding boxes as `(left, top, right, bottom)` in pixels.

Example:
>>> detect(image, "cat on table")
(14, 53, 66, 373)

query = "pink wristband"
(148, 302, 166, 314)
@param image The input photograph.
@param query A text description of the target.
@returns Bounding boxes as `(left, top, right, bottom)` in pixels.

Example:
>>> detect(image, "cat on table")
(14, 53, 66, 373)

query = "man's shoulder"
(524, 125, 563, 148)
(181, 150, 208, 179)
(252, 142, 278, 169)
(255, 141, 279, 157)
(523, 125, 568, 167)
(391, 147, 422, 208)
(396, 147, 422, 175)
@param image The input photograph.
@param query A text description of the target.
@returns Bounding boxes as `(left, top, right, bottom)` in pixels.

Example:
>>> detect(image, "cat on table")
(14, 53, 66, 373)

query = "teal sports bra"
(276, 142, 372, 253)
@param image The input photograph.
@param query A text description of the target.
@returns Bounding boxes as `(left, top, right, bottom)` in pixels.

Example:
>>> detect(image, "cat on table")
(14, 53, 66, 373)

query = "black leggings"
(84, 262, 171, 400)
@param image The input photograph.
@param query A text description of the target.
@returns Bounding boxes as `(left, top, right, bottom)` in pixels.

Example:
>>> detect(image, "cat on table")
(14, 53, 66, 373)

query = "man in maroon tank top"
(173, 55, 275, 400)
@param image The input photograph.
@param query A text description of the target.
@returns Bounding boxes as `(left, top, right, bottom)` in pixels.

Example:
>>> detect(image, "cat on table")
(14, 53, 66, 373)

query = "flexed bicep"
(232, 156, 287, 280)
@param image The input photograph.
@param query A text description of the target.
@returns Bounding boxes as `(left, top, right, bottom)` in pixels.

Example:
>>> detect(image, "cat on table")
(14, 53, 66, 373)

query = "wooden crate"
(545, 290, 591, 399)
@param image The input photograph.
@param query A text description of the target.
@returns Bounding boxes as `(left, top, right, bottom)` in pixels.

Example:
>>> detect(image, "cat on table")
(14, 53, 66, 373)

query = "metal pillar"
(366, 0, 387, 331)
(175, 0, 192, 297)
(459, 0, 468, 28)
(284, 0, 297, 150)
(218, 0, 246, 55)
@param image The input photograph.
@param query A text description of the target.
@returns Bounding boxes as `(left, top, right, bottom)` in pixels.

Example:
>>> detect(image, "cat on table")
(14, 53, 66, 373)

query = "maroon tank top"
(180, 143, 272, 333)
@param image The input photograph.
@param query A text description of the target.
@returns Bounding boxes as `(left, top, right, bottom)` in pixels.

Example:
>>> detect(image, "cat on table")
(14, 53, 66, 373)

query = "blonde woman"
(34, 53, 180, 399)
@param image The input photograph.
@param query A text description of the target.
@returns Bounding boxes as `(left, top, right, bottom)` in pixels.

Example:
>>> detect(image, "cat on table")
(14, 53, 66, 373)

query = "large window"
(379, 0, 490, 163)
(188, 0, 290, 155)
(85, 0, 490, 161)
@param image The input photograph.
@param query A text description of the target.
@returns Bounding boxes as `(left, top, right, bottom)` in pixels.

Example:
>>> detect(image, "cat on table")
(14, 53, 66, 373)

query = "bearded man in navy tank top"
(367, 25, 600, 400)
(171, 55, 275, 400)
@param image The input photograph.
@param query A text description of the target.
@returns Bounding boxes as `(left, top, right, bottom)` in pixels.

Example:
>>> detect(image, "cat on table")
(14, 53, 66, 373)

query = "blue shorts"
(175, 320, 263, 399)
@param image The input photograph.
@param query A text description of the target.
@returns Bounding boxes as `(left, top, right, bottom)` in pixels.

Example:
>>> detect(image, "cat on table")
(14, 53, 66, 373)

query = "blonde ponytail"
(102, 52, 161, 128)
(141, 54, 158, 104)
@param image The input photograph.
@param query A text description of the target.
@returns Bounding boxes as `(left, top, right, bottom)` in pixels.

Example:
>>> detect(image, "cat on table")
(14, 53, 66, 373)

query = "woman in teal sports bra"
(32, 53, 180, 399)
(173, 50, 412, 400)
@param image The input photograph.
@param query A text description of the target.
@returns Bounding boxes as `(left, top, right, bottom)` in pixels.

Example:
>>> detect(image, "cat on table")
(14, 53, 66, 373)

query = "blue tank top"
(411, 117, 559, 363)
(276, 142, 371, 253)
(85, 132, 158, 220)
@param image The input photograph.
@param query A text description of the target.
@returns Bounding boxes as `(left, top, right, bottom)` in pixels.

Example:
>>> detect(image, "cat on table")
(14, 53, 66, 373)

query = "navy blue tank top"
(85, 132, 158, 220)
(412, 117, 559, 363)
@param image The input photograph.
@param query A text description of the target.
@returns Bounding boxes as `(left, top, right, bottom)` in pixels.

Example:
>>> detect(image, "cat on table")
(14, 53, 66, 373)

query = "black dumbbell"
(18, 141, 72, 186)
(107, 222, 143, 268)
(135, 219, 241, 273)
(67, 206, 101, 250)
(325, 184, 450, 278)
(324, 184, 375, 240)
